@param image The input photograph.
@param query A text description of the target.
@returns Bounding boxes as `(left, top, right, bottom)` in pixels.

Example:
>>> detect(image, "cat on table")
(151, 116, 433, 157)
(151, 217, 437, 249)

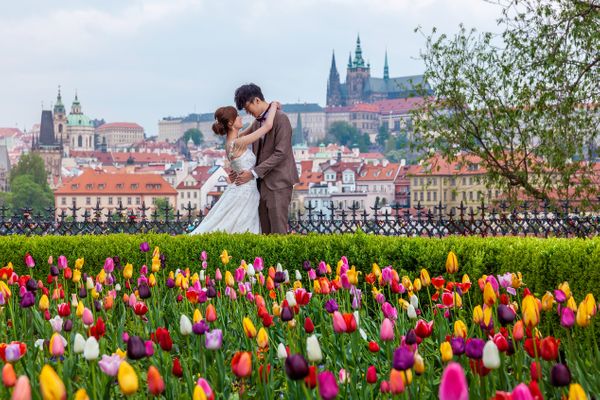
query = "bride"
(189, 102, 279, 234)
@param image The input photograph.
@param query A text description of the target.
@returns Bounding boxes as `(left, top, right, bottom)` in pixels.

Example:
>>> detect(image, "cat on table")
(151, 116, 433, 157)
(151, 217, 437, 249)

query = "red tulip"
(147, 366, 165, 396)
(90, 317, 106, 340)
(366, 365, 377, 384)
(172, 357, 183, 377)
(231, 352, 252, 378)
(304, 317, 315, 333)
(304, 365, 317, 388)
(57, 303, 71, 317)
(155, 327, 173, 352)
(133, 302, 148, 316)
(368, 341, 380, 352)
(415, 319, 434, 338)
(342, 313, 357, 333)
(540, 337, 559, 361)
(258, 364, 271, 383)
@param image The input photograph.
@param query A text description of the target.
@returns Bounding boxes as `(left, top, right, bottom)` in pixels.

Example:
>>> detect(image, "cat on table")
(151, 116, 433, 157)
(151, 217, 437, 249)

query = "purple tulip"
(193, 321, 209, 335)
(20, 291, 35, 308)
(206, 285, 217, 298)
(79, 286, 87, 298)
(280, 306, 294, 322)
(49, 265, 59, 277)
(274, 271, 286, 284)
(103, 257, 114, 273)
(26, 279, 38, 292)
(126, 336, 147, 359)
(498, 304, 516, 325)
(284, 354, 309, 380)
(138, 283, 151, 299)
(465, 338, 485, 359)
(405, 329, 418, 345)
(98, 354, 122, 376)
(318, 371, 339, 400)
(439, 362, 468, 400)
(139, 242, 150, 252)
(302, 260, 311, 271)
(63, 319, 73, 332)
(205, 329, 223, 350)
(324, 299, 339, 313)
(450, 337, 465, 355)
(392, 346, 414, 370)
(550, 363, 571, 387)
(560, 307, 575, 328)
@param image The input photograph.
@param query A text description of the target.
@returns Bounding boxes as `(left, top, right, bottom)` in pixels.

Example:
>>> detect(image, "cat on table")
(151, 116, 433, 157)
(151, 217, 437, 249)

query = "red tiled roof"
(360, 152, 385, 159)
(374, 97, 426, 114)
(97, 122, 144, 131)
(357, 163, 401, 181)
(0, 128, 23, 137)
(410, 154, 486, 176)
(54, 169, 177, 195)
(349, 103, 380, 113)
(176, 166, 215, 190)
(299, 160, 314, 173)
(111, 152, 177, 164)
(295, 171, 324, 191)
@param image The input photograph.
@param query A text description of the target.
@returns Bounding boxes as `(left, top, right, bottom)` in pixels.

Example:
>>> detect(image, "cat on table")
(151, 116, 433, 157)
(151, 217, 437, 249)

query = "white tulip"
(73, 333, 86, 354)
(277, 343, 288, 360)
(295, 270, 302, 281)
(285, 291, 297, 308)
(180, 314, 192, 336)
(353, 311, 360, 328)
(86, 277, 94, 290)
(83, 337, 100, 360)
(407, 304, 417, 319)
(306, 335, 322, 363)
(410, 294, 419, 309)
(115, 283, 121, 292)
(49, 316, 63, 332)
(276, 263, 283, 272)
(482, 340, 501, 369)
(199, 271, 205, 281)
(71, 293, 78, 307)
(247, 264, 256, 277)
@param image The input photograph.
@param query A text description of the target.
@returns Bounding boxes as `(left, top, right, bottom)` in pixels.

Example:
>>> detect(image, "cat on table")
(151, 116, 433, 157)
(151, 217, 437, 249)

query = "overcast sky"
(0, 0, 501, 136)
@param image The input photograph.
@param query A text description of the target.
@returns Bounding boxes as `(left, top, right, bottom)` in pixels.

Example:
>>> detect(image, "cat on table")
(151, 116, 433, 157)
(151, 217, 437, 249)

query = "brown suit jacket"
(251, 110, 299, 190)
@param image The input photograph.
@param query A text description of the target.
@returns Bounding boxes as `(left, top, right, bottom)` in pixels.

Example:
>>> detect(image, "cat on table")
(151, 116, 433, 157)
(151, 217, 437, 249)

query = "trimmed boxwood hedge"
(2, 232, 599, 298)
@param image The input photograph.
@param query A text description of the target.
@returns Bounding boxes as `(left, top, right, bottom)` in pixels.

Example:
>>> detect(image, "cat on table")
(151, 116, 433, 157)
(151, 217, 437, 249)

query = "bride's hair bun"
(212, 106, 238, 136)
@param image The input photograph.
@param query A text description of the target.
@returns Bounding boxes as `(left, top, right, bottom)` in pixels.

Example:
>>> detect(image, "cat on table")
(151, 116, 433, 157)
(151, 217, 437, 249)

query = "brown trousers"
(258, 185, 293, 234)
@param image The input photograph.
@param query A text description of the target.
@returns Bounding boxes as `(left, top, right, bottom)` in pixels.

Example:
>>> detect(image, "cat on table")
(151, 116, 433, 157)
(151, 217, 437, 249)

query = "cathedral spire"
(329, 50, 338, 77)
(384, 50, 389, 80)
(353, 34, 365, 68)
(54, 85, 65, 114)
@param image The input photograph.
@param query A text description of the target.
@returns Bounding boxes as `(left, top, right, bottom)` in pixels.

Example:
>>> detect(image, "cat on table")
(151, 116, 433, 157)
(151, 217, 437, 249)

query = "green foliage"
(183, 128, 204, 145)
(6, 153, 54, 214)
(9, 153, 49, 188)
(413, 0, 600, 206)
(376, 125, 389, 146)
(4, 234, 600, 299)
(324, 121, 371, 152)
(153, 198, 175, 219)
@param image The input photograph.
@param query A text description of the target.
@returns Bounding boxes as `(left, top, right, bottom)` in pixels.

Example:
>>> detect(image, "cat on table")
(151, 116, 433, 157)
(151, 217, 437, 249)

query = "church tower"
(53, 86, 66, 146)
(345, 35, 371, 104)
(67, 92, 95, 153)
(326, 51, 343, 107)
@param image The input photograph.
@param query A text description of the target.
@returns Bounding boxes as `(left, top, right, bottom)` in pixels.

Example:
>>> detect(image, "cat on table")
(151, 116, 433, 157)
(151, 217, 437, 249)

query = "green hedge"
(2, 233, 599, 298)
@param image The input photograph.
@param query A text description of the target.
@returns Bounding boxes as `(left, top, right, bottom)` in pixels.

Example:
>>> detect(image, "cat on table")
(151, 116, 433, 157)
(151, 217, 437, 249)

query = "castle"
(326, 36, 428, 107)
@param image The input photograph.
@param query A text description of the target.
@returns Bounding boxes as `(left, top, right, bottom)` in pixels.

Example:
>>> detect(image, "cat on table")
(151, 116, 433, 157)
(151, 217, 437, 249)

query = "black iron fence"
(1, 200, 600, 237)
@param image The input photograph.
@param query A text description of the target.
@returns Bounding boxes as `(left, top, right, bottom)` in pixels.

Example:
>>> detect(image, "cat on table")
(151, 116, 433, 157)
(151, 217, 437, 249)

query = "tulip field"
(0, 242, 598, 399)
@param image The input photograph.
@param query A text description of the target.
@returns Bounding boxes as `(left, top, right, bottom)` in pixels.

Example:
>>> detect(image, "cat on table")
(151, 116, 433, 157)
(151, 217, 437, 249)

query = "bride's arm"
(233, 102, 280, 148)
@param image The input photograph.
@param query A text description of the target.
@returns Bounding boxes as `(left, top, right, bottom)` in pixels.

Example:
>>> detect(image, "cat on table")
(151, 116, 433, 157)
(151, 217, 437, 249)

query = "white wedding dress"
(190, 144, 260, 234)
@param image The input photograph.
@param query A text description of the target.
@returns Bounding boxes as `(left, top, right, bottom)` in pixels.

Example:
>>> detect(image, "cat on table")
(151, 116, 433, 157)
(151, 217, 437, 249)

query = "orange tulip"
(205, 304, 217, 322)
(11, 375, 31, 400)
(2, 363, 16, 387)
(147, 366, 165, 396)
(483, 282, 496, 306)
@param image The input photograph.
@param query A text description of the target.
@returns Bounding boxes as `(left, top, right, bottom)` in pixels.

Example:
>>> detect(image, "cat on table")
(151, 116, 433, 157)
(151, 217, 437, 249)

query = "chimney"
(382, 159, 389, 167)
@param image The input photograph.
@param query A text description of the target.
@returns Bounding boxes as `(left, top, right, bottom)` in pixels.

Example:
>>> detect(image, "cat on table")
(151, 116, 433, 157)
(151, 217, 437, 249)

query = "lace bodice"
(228, 145, 256, 173)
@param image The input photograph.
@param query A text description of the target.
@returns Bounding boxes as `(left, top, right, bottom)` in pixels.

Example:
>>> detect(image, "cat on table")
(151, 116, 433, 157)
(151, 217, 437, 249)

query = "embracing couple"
(190, 84, 299, 235)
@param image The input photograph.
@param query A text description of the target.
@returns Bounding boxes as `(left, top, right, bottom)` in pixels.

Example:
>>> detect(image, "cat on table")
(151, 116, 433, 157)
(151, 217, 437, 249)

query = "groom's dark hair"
(234, 84, 265, 110)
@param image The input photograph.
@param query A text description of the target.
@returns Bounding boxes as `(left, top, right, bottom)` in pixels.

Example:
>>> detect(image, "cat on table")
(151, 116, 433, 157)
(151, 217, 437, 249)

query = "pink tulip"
(439, 362, 468, 400)
(253, 257, 264, 272)
(49, 333, 65, 357)
(382, 302, 398, 320)
(98, 354, 122, 376)
(512, 383, 534, 400)
(332, 311, 347, 333)
(24, 254, 35, 268)
(57, 255, 67, 269)
(145, 340, 154, 356)
(560, 307, 575, 328)
(317, 371, 339, 400)
(196, 378, 213, 399)
(215, 268, 222, 281)
(82, 308, 94, 326)
(380, 318, 395, 341)
(11, 375, 31, 400)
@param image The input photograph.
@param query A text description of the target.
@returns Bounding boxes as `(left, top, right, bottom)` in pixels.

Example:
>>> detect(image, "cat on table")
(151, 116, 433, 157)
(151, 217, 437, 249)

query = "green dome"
(67, 113, 93, 127)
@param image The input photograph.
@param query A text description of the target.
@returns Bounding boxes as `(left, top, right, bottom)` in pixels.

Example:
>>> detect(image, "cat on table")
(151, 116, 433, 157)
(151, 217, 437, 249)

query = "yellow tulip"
(75, 257, 84, 269)
(440, 341, 453, 362)
(541, 292, 555, 311)
(414, 352, 425, 375)
(483, 306, 493, 328)
(39, 294, 50, 311)
(220, 250, 232, 265)
(576, 301, 590, 327)
(148, 274, 157, 287)
(225, 271, 235, 287)
(398, 298, 410, 310)
(151, 256, 161, 273)
(123, 263, 133, 280)
(72, 269, 81, 283)
(97, 270, 106, 284)
(566, 297, 578, 312)
(39, 365, 66, 400)
(420, 269, 431, 287)
(372, 263, 381, 278)
(313, 280, 321, 293)
(76, 301, 85, 318)
(462, 274, 471, 284)
(257, 328, 269, 349)
(118, 361, 138, 395)
(512, 272, 523, 288)
(91, 288, 99, 299)
(346, 267, 359, 286)
(193, 309, 203, 323)
(454, 320, 467, 338)
(483, 282, 496, 306)
(522, 295, 540, 327)
(584, 293, 596, 317)
(152, 246, 160, 258)
(413, 278, 422, 292)
(568, 383, 587, 400)
(0, 281, 11, 298)
(115, 348, 127, 359)
(74, 388, 89, 400)
(453, 292, 463, 308)
(272, 302, 281, 317)
(473, 305, 484, 324)
(445, 251, 458, 274)
(243, 317, 257, 338)
(402, 276, 412, 289)
(193, 385, 207, 400)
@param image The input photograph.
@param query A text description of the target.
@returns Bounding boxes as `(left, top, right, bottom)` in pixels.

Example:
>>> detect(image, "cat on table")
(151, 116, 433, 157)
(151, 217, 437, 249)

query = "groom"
(231, 83, 299, 234)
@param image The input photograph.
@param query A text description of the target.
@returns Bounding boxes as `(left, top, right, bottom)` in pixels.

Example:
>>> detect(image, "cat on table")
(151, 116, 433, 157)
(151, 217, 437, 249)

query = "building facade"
(96, 122, 145, 149)
(176, 165, 228, 215)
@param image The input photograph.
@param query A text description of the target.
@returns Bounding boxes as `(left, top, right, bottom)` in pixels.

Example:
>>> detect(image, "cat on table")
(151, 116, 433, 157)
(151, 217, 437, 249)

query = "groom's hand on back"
(234, 170, 253, 186)
(227, 170, 237, 184)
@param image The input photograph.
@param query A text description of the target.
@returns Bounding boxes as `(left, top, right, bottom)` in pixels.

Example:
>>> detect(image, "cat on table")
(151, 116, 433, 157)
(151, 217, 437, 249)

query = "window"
(432, 178, 437, 185)
(180, 192, 184, 198)
(193, 192, 197, 199)
(86, 197, 91, 205)
(451, 191, 456, 201)
(427, 191, 431, 201)
(413, 178, 418, 185)
(420, 192, 424, 201)
(462, 178, 466, 185)
(443, 191, 447, 202)
(127, 197, 132, 205)
(136, 197, 140, 205)
(414, 192, 418, 201)
(86, 184, 93, 190)
(98, 184, 105, 190)
(462, 192, 466, 201)
(116, 183, 123, 189)
(187, 192, 190, 199)
(71, 184, 79, 190)
(433, 191, 437, 202)
(450, 178, 456, 186)
(108, 197, 113, 205)
(131, 184, 139, 189)
(394, 120, 400, 131)
(96, 197, 100, 205)
(61, 197, 66, 205)
(117, 197, 122, 205)
(469, 191, 473, 201)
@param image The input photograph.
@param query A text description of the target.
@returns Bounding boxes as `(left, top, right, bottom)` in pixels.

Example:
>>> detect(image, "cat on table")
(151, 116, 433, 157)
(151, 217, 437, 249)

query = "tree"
(9, 175, 54, 213)
(325, 121, 371, 152)
(413, 0, 600, 206)
(292, 114, 306, 146)
(183, 128, 203, 146)
(376, 125, 390, 147)
(153, 198, 175, 220)
(10, 153, 50, 189)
